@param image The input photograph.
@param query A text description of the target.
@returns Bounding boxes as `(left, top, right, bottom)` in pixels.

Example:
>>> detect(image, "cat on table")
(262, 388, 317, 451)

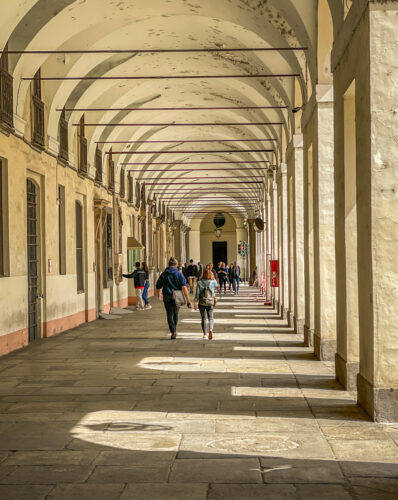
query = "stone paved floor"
(0, 286, 397, 499)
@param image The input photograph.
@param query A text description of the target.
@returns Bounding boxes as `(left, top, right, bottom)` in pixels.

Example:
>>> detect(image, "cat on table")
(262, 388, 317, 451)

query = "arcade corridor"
(0, 288, 396, 499)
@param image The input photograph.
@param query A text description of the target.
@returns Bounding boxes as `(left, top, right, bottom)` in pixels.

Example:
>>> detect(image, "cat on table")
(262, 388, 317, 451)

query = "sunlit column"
(313, 84, 337, 360)
(288, 134, 305, 334)
(278, 164, 290, 320)
(247, 219, 256, 285)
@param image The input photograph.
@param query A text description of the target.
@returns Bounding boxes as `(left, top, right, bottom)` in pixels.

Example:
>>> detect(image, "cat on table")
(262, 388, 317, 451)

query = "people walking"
(230, 261, 241, 295)
(207, 263, 218, 281)
(156, 257, 192, 339)
(252, 266, 259, 287)
(197, 261, 204, 280)
(142, 261, 151, 309)
(228, 263, 233, 291)
(186, 259, 198, 295)
(123, 262, 147, 310)
(217, 262, 228, 294)
(194, 268, 217, 340)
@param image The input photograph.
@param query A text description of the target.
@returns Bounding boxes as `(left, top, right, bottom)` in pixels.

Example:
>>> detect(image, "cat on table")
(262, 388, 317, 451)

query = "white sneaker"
(144, 304, 152, 310)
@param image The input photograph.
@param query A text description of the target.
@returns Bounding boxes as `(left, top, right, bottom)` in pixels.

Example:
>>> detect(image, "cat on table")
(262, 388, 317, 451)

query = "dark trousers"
(164, 299, 179, 333)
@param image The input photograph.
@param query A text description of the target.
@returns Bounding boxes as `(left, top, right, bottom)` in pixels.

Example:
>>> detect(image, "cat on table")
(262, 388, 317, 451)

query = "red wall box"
(270, 260, 279, 287)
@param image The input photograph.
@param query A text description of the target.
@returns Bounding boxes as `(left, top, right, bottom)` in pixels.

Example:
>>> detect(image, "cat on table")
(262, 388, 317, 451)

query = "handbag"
(172, 289, 186, 307)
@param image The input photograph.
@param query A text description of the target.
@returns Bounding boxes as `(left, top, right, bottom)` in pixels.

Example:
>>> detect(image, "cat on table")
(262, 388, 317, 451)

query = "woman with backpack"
(194, 268, 217, 340)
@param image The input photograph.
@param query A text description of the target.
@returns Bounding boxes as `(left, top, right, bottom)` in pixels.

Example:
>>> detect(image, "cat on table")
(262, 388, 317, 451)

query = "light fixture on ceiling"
(214, 212, 226, 240)
(292, 105, 303, 114)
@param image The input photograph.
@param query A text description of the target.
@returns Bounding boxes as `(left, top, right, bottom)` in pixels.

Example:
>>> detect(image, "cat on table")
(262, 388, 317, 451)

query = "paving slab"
(207, 483, 297, 499)
(0, 485, 53, 499)
(169, 457, 262, 483)
(0, 287, 394, 496)
(120, 483, 208, 500)
(87, 465, 170, 483)
(46, 483, 125, 500)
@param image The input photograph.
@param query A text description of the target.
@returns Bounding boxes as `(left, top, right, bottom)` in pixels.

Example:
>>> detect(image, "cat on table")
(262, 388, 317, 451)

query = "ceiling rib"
(61, 106, 287, 112)
(106, 149, 273, 154)
(23, 74, 299, 81)
(3, 47, 307, 55)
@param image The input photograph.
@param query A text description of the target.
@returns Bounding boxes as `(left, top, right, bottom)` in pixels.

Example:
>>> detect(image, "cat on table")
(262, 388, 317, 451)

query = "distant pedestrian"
(252, 266, 259, 287)
(195, 268, 217, 340)
(217, 262, 228, 294)
(123, 262, 147, 310)
(186, 259, 198, 294)
(207, 263, 218, 281)
(230, 261, 241, 295)
(156, 257, 192, 339)
(197, 261, 204, 279)
(228, 263, 234, 291)
(142, 261, 152, 309)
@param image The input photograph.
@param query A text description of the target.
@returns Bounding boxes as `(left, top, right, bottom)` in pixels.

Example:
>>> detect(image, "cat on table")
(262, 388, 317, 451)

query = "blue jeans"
(142, 280, 150, 305)
(232, 278, 240, 294)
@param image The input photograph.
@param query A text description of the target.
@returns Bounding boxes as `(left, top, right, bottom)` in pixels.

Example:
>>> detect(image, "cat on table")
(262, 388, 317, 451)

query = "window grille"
(58, 185, 66, 275)
(75, 201, 84, 292)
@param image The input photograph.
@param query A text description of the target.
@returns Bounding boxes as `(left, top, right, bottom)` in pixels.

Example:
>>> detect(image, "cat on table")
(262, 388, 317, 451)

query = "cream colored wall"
(0, 130, 163, 340)
(198, 213, 246, 270)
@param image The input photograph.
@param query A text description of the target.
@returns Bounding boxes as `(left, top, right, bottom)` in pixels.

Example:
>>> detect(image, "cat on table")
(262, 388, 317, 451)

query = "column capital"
(316, 84, 334, 104)
(246, 218, 255, 226)
(293, 134, 304, 149)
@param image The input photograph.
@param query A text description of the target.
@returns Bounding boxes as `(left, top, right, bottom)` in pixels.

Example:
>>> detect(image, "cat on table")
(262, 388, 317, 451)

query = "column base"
(288, 311, 294, 328)
(304, 325, 314, 347)
(314, 334, 336, 361)
(335, 353, 358, 391)
(294, 317, 305, 334)
(357, 373, 398, 423)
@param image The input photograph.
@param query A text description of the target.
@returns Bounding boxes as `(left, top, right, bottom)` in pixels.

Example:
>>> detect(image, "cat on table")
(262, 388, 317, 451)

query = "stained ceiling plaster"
(1, 0, 336, 219)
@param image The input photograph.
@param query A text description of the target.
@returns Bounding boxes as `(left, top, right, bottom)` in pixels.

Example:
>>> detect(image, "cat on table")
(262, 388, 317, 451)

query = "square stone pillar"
(266, 193, 272, 301)
(247, 219, 256, 285)
(173, 220, 183, 262)
(332, 1, 398, 421)
(357, 4, 398, 422)
(314, 84, 337, 361)
(288, 134, 305, 334)
(271, 181, 279, 309)
(278, 164, 290, 321)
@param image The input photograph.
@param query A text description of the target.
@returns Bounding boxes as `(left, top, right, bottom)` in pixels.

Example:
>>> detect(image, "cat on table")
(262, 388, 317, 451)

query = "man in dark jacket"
(123, 262, 147, 310)
(156, 257, 191, 339)
(186, 259, 198, 294)
(230, 261, 241, 295)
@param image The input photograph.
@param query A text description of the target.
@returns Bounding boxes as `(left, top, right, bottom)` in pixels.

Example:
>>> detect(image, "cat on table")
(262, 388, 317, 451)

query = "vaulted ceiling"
(1, 0, 340, 220)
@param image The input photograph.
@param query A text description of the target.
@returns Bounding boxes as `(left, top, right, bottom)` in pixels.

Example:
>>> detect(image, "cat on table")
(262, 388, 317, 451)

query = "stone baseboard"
(294, 317, 305, 334)
(304, 325, 314, 347)
(335, 353, 358, 391)
(314, 334, 336, 361)
(357, 373, 398, 423)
